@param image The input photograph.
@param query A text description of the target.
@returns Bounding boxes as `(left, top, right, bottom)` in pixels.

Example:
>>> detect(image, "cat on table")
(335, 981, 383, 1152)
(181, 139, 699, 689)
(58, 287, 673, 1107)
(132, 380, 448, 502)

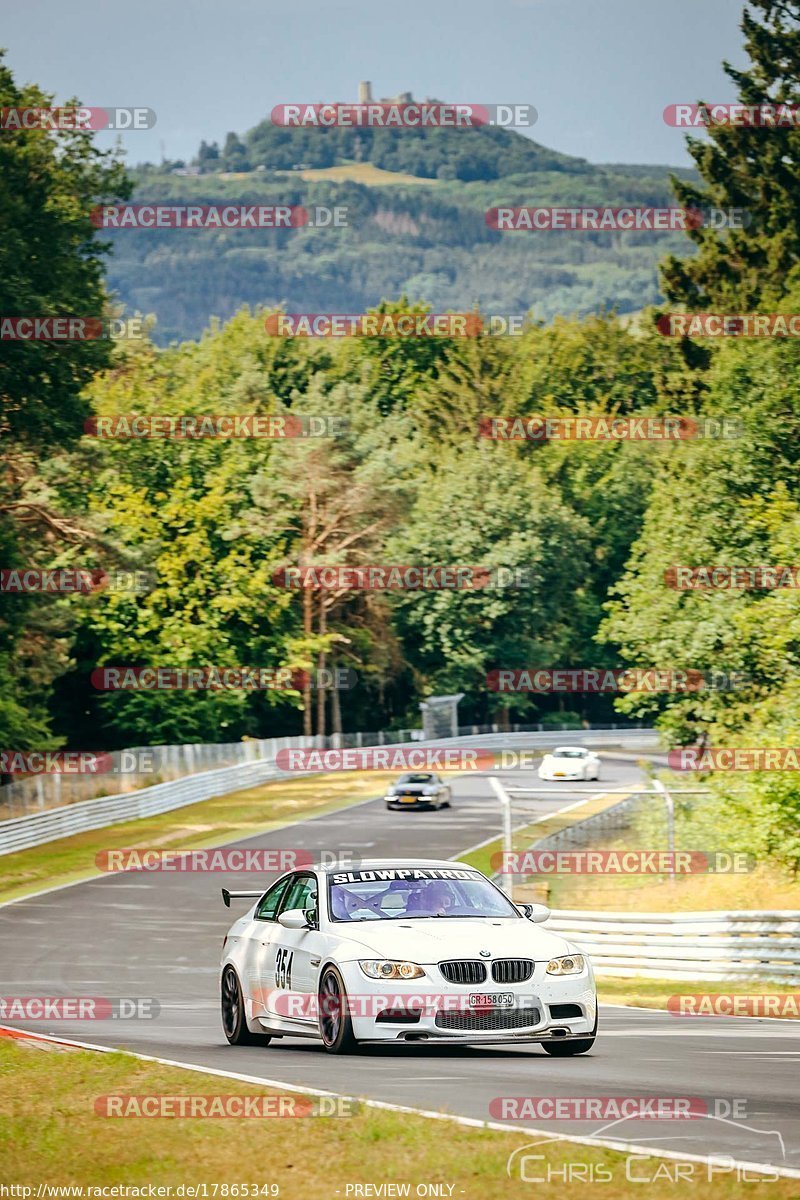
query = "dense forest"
(3, 1, 800, 871)
(105, 123, 698, 343)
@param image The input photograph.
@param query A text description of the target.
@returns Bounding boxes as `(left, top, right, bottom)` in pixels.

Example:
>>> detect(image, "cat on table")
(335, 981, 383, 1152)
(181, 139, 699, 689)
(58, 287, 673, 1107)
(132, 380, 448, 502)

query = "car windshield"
(328, 870, 520, 922)
(397, 773, 436, 784)
(552, 750, 587, 758)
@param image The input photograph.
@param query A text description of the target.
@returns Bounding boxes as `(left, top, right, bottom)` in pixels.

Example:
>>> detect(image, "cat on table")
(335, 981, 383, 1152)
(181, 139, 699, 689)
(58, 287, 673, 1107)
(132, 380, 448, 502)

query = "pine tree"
(661, 0, 800, 309)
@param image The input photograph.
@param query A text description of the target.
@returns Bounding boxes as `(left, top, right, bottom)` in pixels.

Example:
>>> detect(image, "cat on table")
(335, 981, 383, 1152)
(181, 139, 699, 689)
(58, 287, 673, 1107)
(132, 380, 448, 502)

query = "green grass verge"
(544, 839, 800, 912)
(1, 1037, 792, 1196)
(0, 771, 399, 906)
(597, 976, 800, 1017)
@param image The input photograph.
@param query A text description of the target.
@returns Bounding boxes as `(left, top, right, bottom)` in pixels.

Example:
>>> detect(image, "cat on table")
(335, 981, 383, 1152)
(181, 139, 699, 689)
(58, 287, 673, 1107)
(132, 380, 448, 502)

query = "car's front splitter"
(386, 801, 439, 810)
(358, 1028, 594, 1045)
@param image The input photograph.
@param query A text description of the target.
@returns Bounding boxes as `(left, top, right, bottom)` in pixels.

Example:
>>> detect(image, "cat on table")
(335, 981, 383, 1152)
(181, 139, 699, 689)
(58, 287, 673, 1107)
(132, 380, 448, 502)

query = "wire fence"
(0, 721, 650, 819)
(0, 728, 421, 819)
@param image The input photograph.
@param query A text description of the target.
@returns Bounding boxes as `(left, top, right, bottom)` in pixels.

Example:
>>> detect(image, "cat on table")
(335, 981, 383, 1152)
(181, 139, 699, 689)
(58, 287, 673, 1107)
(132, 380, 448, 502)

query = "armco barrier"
(0, 727, 657, 857)
(0, 729, 425, 817)
(0, 757, 291, 857)
(545, 909, 800, 982)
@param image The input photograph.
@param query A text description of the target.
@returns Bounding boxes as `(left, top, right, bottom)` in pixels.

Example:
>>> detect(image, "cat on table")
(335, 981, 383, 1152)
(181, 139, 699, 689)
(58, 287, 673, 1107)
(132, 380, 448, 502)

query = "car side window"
(279, 874, 317, 917)
(255, 876, 291, 921)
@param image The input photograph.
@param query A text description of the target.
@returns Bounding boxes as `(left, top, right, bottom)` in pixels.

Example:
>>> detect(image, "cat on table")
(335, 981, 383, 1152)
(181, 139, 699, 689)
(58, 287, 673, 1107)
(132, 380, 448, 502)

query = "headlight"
(359, 960, 426, 980)
(546, 954, 585, 976)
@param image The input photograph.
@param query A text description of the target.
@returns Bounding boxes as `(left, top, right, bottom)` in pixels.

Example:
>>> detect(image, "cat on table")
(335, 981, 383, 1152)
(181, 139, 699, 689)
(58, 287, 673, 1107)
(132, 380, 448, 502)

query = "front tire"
(542, 1011, 597, 1056)
(318, 966, 359, 1054)
(221, 966, 271, 1046)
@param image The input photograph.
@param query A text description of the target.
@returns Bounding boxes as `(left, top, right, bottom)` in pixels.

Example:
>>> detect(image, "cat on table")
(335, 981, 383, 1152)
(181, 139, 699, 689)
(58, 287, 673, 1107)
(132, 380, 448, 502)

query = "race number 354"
(276, 948, 294, 989)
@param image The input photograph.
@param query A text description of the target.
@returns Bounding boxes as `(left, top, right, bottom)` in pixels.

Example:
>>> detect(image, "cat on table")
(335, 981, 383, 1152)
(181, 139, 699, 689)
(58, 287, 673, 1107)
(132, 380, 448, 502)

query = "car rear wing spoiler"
(221, 888, 263, 908)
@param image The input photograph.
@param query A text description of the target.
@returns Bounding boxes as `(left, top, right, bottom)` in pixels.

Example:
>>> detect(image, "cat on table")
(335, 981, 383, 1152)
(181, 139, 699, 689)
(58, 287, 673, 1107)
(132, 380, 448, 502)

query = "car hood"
(334, 917, 572, 962)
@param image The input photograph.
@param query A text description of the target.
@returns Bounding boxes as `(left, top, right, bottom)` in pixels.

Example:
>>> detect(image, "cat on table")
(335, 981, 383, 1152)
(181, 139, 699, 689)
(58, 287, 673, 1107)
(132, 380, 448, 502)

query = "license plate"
(468, 992, 514, 1008)
(400, 795, 417, 803)
(554, 772, 565, 777)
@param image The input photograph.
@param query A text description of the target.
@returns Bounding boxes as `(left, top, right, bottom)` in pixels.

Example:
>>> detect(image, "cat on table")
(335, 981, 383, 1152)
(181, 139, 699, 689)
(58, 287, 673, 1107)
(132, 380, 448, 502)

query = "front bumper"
(385, 794, 440, 809)
(338, 961, 596, 1043)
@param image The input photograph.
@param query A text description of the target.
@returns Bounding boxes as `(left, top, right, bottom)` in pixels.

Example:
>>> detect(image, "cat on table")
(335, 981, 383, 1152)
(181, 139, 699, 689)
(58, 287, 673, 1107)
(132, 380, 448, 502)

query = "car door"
(248, 874, 293, 1016)
(262, 872, 327, 1026)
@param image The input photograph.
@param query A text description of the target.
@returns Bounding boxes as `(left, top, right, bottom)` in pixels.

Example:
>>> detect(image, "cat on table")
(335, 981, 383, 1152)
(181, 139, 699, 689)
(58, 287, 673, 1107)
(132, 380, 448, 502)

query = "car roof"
(551, 745, 590, 753)
(315, 858, 474, 875)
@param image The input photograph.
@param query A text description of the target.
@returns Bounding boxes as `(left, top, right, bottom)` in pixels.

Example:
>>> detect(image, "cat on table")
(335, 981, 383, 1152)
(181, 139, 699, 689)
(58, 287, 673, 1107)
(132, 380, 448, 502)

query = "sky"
(3, 0, 747, 168)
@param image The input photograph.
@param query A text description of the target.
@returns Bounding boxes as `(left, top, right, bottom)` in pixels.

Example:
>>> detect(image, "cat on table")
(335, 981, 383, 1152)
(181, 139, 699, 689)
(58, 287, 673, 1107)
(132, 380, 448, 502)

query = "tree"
(661, 0, 800, 310)
(196, 140, 220, 172)
(251, 374, 410, 735)
(52, 313, 310, 746)
(222, 132, 249, 172)
(387, 440, 593, 723)
(0, 51, 129, 747)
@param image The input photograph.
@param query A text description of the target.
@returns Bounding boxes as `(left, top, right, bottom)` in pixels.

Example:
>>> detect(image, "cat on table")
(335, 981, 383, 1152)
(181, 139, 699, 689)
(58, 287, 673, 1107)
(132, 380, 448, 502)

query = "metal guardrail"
(0, 728, 423, 818)
(0, 757, 292, 858)
(442, 729, 661, 752)
(0, 739, 269, 818)
(484, 770, 798, 982)
(457, 721, 649, 736)
(546, 909, 800, 982)
(0, 727, 659, 858)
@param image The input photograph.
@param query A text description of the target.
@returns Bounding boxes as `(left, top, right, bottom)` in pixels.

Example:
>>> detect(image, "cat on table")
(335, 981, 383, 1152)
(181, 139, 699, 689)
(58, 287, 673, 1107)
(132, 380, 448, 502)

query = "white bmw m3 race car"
(220, 858, 597, 1055)
(538, 746, 601, 781)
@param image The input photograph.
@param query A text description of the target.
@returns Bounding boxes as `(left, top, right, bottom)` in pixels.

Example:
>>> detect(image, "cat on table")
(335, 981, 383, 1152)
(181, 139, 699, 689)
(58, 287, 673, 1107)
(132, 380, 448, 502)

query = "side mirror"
(518, 902, 551, 923)
(278, 908, 310, 930)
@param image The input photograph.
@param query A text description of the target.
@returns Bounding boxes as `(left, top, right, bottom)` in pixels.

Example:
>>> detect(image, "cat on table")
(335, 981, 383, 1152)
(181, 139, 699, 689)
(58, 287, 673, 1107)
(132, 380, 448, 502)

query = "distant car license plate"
(554, 772, 565, 777)
(400, 795, 416, 803)
(468, 992, 514, 1008)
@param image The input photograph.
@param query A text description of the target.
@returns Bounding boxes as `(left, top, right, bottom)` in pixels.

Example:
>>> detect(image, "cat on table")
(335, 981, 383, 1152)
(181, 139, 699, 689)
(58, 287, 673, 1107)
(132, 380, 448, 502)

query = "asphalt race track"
(1, 754, 798, 1172)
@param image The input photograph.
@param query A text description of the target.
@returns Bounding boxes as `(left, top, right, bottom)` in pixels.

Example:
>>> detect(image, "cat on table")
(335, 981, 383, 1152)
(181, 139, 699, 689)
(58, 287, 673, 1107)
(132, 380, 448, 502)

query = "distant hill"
(188, 116, 594, 181)
(106, 118, 697, 344)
